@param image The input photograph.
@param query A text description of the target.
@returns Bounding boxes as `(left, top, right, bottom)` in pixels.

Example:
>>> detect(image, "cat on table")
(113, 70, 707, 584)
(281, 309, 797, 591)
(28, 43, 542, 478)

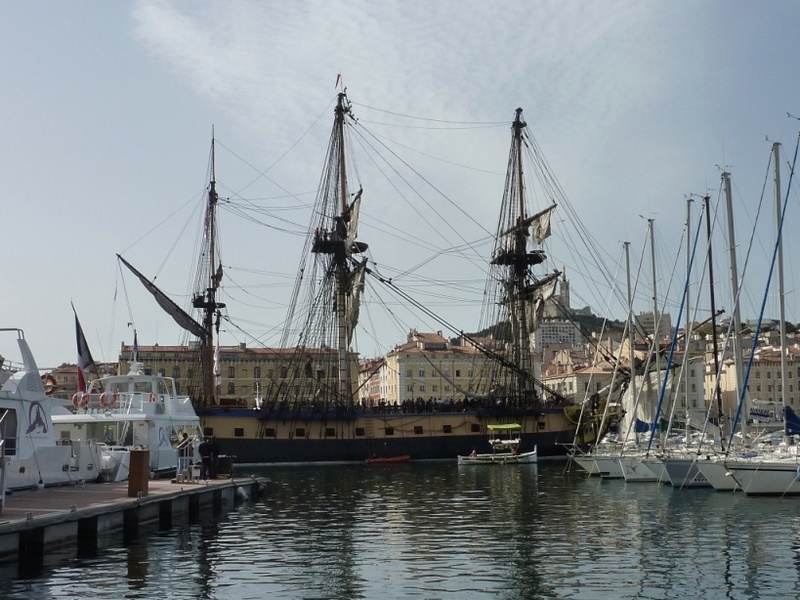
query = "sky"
(2, 1, 800, 370)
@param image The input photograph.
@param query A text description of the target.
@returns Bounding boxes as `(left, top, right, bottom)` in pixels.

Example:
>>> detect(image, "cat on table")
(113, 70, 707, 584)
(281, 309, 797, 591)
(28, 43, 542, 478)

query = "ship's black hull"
(201, 407, 585, 464)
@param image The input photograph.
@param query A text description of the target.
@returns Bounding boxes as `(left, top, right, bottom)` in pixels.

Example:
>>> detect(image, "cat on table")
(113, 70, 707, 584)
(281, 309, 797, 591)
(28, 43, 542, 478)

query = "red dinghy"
(366, 455, 411, 464)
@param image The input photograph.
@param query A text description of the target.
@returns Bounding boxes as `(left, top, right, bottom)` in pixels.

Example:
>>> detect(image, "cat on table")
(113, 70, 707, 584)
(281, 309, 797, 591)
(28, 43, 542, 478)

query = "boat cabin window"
(0, 409, 17, 455)
(157, 379, 170, 396)
(107, 381, 128, 395)
(134, 381, 152, 394)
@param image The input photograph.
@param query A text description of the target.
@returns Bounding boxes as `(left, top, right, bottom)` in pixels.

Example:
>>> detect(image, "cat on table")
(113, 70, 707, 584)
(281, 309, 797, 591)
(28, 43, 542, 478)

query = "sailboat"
(117, 96, 608, 463)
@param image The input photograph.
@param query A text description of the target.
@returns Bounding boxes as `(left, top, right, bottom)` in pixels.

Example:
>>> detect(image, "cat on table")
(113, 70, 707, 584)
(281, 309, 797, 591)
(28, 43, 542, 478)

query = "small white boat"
(0, 328, 101, 493)
(458, 423, 537, 465)
(51, 360, 202, 481)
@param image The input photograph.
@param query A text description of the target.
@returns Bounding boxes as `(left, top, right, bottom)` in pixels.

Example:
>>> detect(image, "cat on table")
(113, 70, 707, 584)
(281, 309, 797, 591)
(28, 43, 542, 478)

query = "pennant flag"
(133, 330, 139, 362)
(72, 305, 95, 393)
(335, 73, 342, 89)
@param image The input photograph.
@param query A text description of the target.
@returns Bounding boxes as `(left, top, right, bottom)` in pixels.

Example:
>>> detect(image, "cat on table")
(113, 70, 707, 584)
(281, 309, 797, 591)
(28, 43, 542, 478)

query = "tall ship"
(120, 95, 612, 463)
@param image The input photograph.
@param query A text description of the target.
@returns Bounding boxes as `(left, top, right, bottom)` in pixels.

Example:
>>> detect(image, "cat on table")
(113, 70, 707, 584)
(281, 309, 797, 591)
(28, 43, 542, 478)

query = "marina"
(1, 461, 799, 598)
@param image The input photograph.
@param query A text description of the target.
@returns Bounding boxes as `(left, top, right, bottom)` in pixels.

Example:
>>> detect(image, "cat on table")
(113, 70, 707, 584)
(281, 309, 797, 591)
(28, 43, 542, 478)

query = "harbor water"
(2, 461, 800, 599)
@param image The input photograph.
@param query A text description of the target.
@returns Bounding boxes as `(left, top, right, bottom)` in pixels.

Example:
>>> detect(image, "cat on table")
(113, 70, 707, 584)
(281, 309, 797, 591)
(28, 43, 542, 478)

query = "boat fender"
(99, 392, 118, 407)
(148, 392, 156, 403)
(235, 486, 249, 501)
(72, 393, 89, 409)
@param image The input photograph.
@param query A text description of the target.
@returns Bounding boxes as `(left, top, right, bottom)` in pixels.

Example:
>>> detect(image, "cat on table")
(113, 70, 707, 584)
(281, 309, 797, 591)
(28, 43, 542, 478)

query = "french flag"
(73, 306, 94, 393)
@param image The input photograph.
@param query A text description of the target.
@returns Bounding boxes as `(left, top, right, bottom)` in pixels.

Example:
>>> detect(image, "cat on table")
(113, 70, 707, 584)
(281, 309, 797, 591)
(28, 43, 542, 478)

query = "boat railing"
(78, 392, 164, 414)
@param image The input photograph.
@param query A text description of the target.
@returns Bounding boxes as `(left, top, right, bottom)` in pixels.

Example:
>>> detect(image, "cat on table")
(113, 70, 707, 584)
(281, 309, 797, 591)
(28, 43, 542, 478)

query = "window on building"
(234, 428, 244, 437)
(325, 428, 336, 438)
(295, 428, 305, 437)
(407, 385, 414, 392)
(158, 368, 165, 377)
(172, 366, 180, 379)
(419, 369, 425, 378)
(455, 370, 461, 377)
(468, 369, 474, 377)
(756, 372, 761, 378)
(414, 426, 423, 434)
(442, 425, 452, 434)
(406, 369, 412, 377)
(385, 427, 395, 436)
(263, 428, 276, 438)
(227, 382, 235, 394)
(267, 369, 274, 379)
(254, 366, 261, 379)
(767, 372, 772, 379)
(419, 385, 425, 392)
(228, 366, 235, 379)
(444, 385, 451, 392)
(280, 366, 288, 379)
(432, 385, 437, 392)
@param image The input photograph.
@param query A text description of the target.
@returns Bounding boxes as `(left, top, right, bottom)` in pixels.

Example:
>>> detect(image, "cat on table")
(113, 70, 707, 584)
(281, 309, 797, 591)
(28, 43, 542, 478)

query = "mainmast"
(490, 108, 559, 407)
(310, 92, 368, 406)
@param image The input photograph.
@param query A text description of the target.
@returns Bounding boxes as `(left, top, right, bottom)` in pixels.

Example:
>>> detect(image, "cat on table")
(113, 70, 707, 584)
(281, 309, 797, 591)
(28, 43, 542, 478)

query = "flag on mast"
(72, 304, 95, 393)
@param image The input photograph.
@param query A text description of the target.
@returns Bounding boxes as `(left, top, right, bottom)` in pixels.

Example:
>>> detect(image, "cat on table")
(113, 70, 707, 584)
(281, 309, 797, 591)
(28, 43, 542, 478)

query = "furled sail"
(345, 259, 367, 345)
(524, 270, 561, 332)
(345, 189, 363, 256)
(117, 254, 209, 340)
(530, 204, 555, 244)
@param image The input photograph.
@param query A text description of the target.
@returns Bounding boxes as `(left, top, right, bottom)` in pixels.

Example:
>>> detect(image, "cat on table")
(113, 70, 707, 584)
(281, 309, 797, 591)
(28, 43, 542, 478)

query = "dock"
(0, 475, 267, 576)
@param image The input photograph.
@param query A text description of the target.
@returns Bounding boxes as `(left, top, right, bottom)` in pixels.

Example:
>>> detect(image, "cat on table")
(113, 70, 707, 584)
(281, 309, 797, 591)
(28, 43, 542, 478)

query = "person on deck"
(198, 437, 212, 479)
(177, 432, 194, 479)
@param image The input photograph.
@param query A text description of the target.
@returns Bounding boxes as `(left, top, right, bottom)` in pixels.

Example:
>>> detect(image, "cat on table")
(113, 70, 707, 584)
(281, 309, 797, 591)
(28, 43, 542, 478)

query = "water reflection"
(3, 463, 800, 598)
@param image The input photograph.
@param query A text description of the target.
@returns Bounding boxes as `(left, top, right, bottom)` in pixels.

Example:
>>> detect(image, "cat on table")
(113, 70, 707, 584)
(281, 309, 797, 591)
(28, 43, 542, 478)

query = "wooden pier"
(0, 475, 267, 576)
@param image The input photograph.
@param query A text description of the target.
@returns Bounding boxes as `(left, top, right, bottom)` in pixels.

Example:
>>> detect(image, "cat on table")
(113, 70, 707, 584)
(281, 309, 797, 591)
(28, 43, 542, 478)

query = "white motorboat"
(458, 423, 537, 465)
(52, 360, 202, 481)
(0, 328, 101, 493)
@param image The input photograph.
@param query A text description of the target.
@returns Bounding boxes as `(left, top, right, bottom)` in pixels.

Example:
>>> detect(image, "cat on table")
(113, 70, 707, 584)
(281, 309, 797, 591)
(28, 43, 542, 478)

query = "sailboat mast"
(773, 143, 788, 409)
(624, 241, 637, 413)
(703, 195, 725, 450)
(722, 172, 745, 425)
(684, 199, 692, 415)
(648, 219, 660, 423)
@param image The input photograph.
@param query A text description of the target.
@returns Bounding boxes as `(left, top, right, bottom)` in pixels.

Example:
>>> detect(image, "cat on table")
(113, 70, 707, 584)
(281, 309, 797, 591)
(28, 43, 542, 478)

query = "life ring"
(72, 393, 89, 409)
(148, 392, 156, 403)
(99, 392, 118, 407)
(41, 373, 58, 395)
